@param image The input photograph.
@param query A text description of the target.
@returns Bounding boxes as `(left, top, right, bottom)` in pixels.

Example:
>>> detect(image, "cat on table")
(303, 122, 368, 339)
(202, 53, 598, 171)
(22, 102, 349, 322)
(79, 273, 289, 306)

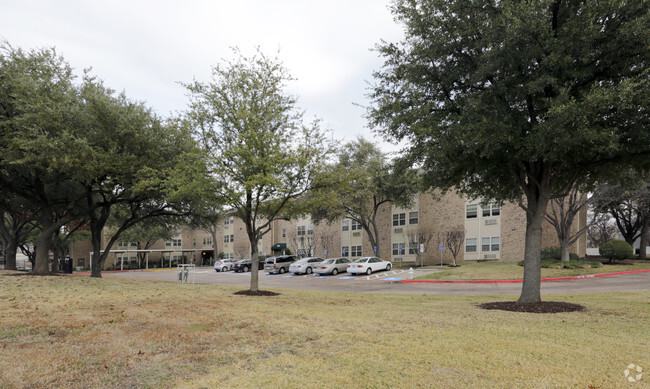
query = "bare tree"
(446, 226, 465, 267)
(233, 241, 250, 259)
(544, 189, 604, 261)
(287, 229, 316, 258)
(587, 212, 618, 249)
(317, 225, 336, 258)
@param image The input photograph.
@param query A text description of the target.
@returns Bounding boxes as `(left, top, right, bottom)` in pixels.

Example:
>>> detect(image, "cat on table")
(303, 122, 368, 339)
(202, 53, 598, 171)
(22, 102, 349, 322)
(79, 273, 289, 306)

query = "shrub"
(599, 239, 633, 263)
(569, 253, 579, 261)
(541, 247, 561, 260)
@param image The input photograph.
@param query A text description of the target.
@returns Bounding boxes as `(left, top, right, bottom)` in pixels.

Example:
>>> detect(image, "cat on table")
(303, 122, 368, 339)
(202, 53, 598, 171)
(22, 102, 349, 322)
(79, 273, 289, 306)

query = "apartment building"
(69, 190, 586, 270)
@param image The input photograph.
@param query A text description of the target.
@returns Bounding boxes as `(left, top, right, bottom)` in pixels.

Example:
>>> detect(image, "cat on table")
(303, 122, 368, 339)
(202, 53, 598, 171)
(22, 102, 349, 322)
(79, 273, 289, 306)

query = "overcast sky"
(2, 0, 406, 153)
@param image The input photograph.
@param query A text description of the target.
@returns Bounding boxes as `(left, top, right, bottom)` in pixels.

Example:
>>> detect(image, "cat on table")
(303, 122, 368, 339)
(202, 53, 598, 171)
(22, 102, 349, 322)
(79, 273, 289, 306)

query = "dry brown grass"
(0, 271, 648, 388)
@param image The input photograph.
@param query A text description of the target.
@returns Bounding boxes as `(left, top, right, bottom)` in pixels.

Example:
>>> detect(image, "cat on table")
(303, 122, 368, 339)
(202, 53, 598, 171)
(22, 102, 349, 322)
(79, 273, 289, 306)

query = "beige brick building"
(69, 190, 587, 270)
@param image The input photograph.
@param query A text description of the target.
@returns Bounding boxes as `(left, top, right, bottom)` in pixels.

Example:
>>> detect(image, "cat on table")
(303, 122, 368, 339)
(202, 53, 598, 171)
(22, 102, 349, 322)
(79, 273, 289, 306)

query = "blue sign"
(374, 246, 377, 253)
(439, 244, 444, 250)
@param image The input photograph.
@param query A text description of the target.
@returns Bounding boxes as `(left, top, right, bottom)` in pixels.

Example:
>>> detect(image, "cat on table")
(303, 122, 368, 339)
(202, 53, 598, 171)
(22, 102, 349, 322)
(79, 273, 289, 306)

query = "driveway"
(104, 267, 650, 296)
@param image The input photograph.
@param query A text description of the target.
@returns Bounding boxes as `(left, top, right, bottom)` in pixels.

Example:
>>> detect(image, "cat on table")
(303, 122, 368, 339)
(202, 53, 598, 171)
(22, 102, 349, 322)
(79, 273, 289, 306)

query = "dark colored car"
(232, 259, 265, 273)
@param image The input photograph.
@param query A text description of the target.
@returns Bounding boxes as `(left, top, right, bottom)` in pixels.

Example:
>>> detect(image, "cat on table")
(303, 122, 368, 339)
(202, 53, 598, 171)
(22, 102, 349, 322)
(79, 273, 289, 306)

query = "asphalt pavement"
(103, 267, 650, 296)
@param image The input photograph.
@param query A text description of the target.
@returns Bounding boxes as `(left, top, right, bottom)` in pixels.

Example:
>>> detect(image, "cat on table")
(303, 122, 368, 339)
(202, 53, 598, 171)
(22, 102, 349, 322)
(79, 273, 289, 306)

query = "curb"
(401, 269, 650, 284)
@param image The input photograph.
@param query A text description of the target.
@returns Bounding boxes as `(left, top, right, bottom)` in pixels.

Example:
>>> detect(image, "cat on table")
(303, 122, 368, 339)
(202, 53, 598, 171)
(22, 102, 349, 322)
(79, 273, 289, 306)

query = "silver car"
(214, 258, 236, 272)
(314, 257, 350, 275)
(289, 257, 323, 275)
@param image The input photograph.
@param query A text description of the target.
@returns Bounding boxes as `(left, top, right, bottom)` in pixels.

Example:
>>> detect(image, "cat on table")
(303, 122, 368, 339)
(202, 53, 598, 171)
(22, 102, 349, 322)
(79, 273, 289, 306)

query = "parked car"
(347, 256, 392, 275)
(264, 255, 297, 274)
(232, 259, 265, 272)
(314, 257, 350, 275)
(214, 258, 236, 272)
(289, 257, 324, 275)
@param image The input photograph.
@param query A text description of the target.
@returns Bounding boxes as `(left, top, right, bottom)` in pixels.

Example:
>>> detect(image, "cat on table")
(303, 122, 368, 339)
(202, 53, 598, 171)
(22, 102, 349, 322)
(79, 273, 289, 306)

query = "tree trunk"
(33, 230, 52, 275)
(249, 232, 259, 292)
(639, 217, 649, 259)
(4, 240, 18, 270)
(518, 196, 549, 303)
(560, 241, 570, 262)
(90, 231, 103, 278)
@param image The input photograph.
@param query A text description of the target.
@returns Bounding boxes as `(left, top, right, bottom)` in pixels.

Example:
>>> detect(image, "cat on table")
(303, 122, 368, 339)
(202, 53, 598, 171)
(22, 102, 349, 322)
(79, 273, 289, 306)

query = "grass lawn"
(417, 260, 650, 281)
(0, 271, 648, 388)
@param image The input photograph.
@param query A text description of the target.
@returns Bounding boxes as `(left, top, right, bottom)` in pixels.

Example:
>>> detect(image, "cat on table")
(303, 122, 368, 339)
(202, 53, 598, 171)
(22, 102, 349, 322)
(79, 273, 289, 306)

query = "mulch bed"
(233, 290, 280, 296)
(478, 301, 585, 313)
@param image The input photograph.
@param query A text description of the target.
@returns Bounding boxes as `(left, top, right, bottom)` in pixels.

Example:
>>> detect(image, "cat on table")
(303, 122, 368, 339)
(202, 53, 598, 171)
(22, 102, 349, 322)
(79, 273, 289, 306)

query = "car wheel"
(306, 267, 312, 274)
(366, 268, 372, 275)
(332, 268, 338, 275)
(386, 264, 392, 271)
(243, 265, 249, 272)
(279, 267, 285, 274)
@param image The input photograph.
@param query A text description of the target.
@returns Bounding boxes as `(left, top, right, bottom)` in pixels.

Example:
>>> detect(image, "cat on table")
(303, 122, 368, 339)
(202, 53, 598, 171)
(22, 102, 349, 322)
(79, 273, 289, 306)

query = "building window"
(482, 203, 501, 217)
(392, 243, 405, 256)
(409, 211, 419, 224)
(466, 238, 477, 253)
(224, 216, 234, 226)
(466, 205, 478, 219)
(203, 237, 212, 245)
(409, 242, 419, 255)
(351, 245, 362, 257)
(297, 226, 306, 236)
(393, 213, 406, 226)
(282, 228, 286, 238)
(342, 246, 349, 257)
(342, 219, 349, 232)
(308, 224, 314, 235)
(351, 220, 362, 231)
(482, 237, 490, 252)
(223, 235, 234, 243)
(166, 239, 181, 247)
(491, 237, 500, 252)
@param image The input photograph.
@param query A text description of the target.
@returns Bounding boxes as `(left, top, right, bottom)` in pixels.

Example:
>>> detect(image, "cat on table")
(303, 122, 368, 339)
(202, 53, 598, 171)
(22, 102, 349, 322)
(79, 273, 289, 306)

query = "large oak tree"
(369, 0, 650, 302)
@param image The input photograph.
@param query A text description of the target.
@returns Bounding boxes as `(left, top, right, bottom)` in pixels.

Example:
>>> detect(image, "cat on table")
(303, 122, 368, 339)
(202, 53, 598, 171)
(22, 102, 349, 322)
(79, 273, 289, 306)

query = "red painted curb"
(401, 269, 650, 284)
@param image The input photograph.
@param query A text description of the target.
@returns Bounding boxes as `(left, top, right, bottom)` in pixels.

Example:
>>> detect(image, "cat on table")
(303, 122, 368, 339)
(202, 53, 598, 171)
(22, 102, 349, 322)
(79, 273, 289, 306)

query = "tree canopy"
(182, 48, 334, 291)
(369, 0, 650, 302)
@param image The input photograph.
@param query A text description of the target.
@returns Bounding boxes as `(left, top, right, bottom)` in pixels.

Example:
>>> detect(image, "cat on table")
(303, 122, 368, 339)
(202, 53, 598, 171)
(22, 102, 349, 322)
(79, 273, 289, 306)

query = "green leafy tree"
(182, 48, 334, 292)
(369, 0, 650, 302)
(309, 138, 419, 257)
(0, 44, 88, 274)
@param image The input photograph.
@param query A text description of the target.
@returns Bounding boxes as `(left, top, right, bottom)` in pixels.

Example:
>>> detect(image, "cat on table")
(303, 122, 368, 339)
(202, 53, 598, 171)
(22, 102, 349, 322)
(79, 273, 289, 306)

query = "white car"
(347, 257, 392, 275)
(289, 257, 324, 275)
(214, 259, 236, 272)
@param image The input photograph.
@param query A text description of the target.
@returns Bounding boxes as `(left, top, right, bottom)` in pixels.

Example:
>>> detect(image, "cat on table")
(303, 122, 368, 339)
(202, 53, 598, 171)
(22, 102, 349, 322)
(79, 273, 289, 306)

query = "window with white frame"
(166, 239, 181, 247)
(466, 204, 478, 219)
(465, 238, 477, 252)
(409, 211, 419, 224)
(223, 234, 234, 243)
(351, 245, 362, 257)
(351, 220, 361, 231)
(393, 213, 406, 226)
(224, 216, 234, 226)
(482, 203, 501, 217)
(342, 219, 349, 232)
(308, 224, 314, 235)
(392, 243, 405, 256)
(297, 226, 306, 236)
(342, 246, 349, 257)
(203, 237, 212, 245)
(491, 237, 500, 251)
(282, 228, 286, 238)
(482, 237, 491, 252)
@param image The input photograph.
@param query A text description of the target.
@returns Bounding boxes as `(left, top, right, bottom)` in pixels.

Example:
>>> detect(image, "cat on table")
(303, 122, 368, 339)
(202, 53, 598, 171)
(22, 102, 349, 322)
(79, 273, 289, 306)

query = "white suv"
(214, 259, 236, 272)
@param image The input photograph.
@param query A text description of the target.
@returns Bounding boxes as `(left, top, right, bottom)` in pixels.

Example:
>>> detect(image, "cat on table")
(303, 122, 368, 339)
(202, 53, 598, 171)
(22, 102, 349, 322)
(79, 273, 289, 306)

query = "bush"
(541, 247, 561, 260)
(599, 239, 633, 263)
(569, 253, 579, 261)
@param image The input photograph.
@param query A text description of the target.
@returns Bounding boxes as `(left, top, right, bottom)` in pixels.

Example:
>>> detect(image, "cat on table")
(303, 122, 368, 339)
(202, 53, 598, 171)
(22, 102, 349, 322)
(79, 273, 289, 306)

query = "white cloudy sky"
(1, 0, 406, 153)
